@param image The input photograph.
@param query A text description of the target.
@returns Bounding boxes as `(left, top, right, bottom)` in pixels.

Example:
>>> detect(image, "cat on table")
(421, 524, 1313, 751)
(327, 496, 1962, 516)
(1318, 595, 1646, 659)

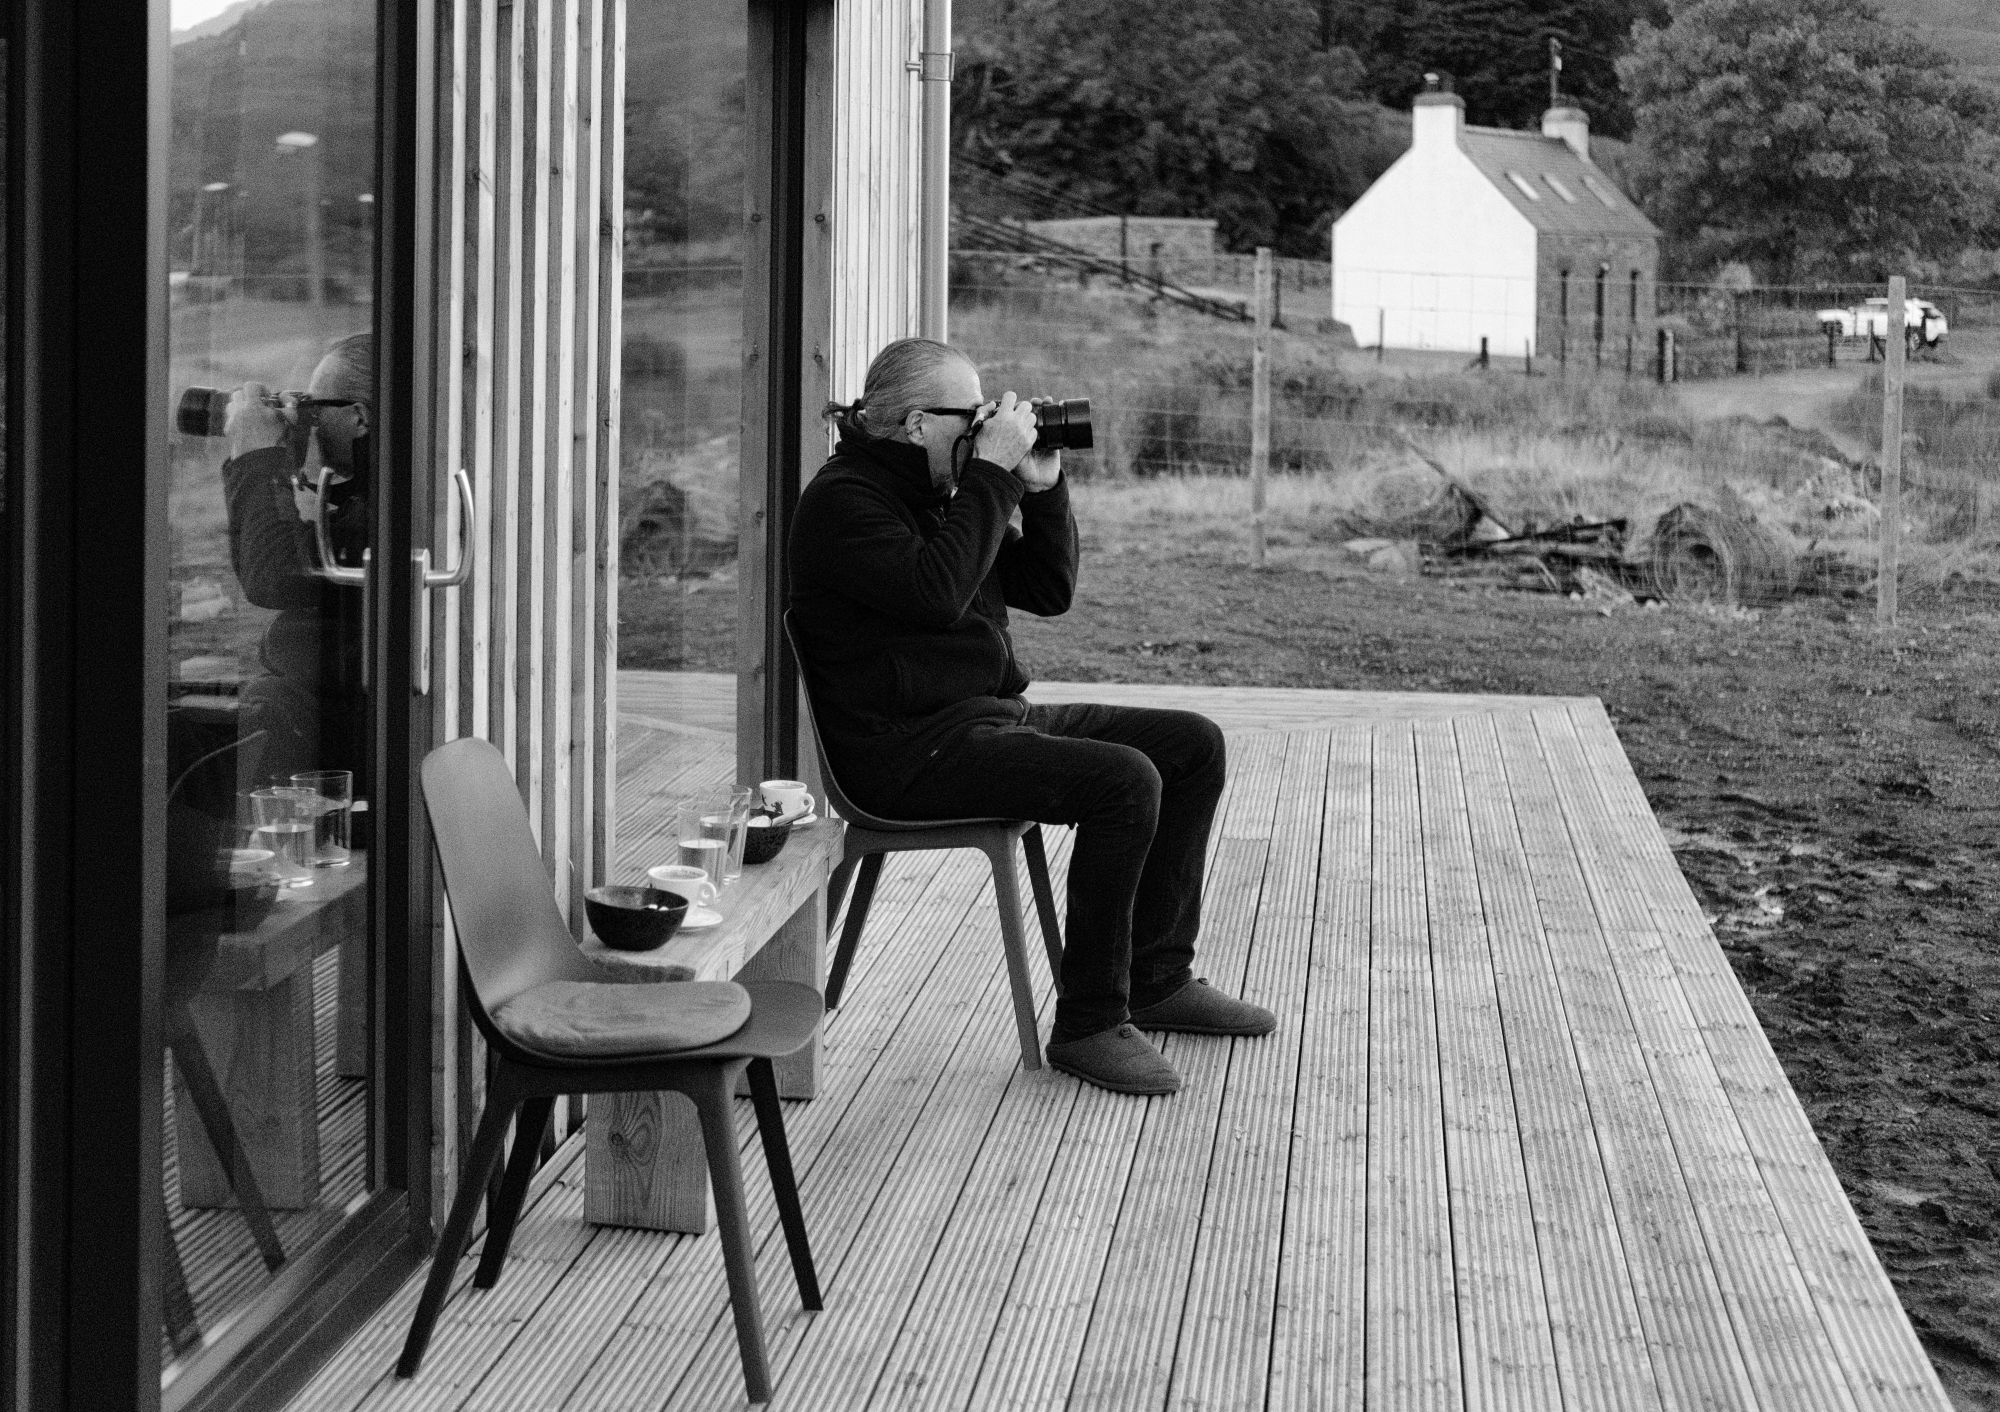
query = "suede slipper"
(1046, 1023, 1182, 1095)
(1128, 978, 1277, 1036)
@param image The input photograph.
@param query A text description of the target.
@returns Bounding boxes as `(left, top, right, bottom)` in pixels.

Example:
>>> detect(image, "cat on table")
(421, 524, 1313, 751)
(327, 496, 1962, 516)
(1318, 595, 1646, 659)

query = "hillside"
(1878, 0, 2000, 89)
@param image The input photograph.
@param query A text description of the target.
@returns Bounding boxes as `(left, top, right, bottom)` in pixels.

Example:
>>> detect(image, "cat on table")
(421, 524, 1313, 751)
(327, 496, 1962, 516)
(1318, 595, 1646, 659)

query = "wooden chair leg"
(398, 1073, 521, 1378)
(825, 851, 884, 1010)
(746, 1057, 821, 1310)
(693, 1063, 772, 1404)
(983, 837, 1045, 1070)
(1022, 825, 1065, 992)
(825, 855, 859, 932)
(167, 1023, 285, 1272)
(474, 1094, 555, 1289)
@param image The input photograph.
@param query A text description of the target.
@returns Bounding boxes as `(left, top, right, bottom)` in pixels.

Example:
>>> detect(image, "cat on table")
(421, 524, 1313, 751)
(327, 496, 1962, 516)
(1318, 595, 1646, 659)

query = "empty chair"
(785, 613, 1064, 1069)
(398, 737, 823, 1404)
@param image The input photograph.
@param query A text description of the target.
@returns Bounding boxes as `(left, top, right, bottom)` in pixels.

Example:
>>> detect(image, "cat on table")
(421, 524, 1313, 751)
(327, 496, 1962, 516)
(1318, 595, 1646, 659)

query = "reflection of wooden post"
(1879, 275, 1906, 626)
(1251, 247, 1272, 569)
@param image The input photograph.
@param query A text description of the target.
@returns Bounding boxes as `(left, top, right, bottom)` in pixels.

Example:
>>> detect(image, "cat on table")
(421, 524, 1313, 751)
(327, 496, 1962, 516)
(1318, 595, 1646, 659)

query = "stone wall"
(1536, 234, 1660, 370)
(1021, 216, 1218, 284)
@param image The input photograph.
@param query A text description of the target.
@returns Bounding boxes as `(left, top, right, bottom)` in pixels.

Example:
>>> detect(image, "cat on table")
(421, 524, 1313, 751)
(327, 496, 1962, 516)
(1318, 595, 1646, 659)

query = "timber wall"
(428, 0, 625, 1190)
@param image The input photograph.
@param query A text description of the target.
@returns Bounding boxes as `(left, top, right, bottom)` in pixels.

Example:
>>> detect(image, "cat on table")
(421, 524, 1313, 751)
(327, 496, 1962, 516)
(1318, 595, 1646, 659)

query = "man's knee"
(1084, 748, 1162, 830)
(1173, 712, 1227, 792)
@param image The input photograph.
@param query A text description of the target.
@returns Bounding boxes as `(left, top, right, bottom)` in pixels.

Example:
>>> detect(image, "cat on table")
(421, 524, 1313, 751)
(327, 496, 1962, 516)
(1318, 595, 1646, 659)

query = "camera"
(1033, 397, 1092, 452)
(176, 386, 371, 478)
(177, 385, 288, 439)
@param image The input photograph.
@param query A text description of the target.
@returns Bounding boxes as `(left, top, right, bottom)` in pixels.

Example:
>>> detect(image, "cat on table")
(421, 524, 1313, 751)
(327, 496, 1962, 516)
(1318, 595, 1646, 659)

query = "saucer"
(779, 812, 817, 826)
(678, 905, 723, 930)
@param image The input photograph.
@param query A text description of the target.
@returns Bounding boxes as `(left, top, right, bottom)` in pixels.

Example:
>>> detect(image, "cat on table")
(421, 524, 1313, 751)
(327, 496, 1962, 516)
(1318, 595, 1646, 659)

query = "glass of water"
(290, 769, 354, 868)
(249, 786, 318, 888)
(677, 799, 731, 893)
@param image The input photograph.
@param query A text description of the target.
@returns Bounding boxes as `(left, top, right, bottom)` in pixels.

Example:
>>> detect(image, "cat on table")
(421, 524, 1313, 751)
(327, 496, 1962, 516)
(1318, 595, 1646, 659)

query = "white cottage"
(1332, 87, 1660, 361)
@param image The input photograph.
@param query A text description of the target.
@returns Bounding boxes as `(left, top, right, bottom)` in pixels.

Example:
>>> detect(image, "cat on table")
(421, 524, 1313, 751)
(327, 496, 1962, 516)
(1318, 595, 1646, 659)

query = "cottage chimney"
(1413, 75, 1465, 150)
(1541, 104, 1589, 159)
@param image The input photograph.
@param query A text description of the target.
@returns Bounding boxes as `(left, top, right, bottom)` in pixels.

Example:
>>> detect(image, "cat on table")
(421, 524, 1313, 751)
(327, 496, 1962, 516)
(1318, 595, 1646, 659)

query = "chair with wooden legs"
(784, 614, 1065, 1070)
(397, 737, 823, 1403)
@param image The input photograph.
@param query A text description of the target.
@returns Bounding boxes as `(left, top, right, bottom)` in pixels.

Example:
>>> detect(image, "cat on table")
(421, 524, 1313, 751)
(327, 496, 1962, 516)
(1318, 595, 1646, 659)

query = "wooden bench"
(578, 818, 841, 1232)
(173, 860, 368, 1209)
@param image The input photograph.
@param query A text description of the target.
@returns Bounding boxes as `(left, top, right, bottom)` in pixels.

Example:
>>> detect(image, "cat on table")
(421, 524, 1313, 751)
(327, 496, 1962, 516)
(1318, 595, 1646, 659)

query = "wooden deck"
(286, 678, 1949, 1412)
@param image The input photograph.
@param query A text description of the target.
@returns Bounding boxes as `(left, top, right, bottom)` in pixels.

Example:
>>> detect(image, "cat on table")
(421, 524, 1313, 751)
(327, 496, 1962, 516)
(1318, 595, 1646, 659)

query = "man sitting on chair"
(787, 338, 1275, 1096)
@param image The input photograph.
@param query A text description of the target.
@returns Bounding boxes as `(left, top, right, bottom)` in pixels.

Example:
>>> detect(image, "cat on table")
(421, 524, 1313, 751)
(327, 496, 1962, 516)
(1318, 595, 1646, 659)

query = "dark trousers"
(882, 703, 1227, 1043)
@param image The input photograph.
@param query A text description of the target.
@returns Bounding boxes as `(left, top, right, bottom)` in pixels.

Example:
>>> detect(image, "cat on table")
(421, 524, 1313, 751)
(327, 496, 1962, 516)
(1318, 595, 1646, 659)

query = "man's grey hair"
(310, 331, 374, 403)
(823, 337, 972, 442)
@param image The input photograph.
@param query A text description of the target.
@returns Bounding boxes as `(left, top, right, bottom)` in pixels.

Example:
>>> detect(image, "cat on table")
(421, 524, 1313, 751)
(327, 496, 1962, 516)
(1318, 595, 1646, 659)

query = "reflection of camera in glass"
(176, 386, 371, 478)
(1032, 397, 1092, 452)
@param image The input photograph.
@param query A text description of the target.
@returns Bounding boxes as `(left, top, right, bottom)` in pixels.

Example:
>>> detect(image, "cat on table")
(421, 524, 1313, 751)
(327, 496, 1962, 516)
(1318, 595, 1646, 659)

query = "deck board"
(285, 681, 1949, 1412)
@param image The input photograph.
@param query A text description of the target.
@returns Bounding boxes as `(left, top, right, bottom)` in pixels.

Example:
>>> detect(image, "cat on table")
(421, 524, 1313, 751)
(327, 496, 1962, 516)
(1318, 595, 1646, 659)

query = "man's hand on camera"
(227, 383, 293, 463)
(1015, 397, 1062, 492)
(969, 391, 1038, 476)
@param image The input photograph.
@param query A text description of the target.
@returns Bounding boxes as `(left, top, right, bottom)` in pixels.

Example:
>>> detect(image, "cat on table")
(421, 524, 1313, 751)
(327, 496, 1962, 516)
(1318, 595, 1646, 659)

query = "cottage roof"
(1459, 126, 1659, 240)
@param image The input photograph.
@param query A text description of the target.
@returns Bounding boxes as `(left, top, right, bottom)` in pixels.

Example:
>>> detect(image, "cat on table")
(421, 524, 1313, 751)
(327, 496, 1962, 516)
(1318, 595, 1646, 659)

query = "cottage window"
(1579, 172, 1620, 207)
(1506, 171, 1542, 201)
(1543, 174, 1578, 202)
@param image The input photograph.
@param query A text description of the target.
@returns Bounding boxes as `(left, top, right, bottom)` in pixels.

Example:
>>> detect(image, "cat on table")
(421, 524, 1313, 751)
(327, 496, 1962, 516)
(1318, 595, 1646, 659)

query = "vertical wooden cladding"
(432, 0, 617, 923)
(828, 0, 923, 401)
(429, 0, 621, 1164)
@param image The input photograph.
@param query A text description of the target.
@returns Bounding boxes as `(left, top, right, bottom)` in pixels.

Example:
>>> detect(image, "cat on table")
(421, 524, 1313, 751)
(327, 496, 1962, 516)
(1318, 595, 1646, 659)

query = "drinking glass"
(290, 769, 354, 867)
(676, 800, 730, 892)
(248, 786, 318, 888)
(720, 788, 754, 881)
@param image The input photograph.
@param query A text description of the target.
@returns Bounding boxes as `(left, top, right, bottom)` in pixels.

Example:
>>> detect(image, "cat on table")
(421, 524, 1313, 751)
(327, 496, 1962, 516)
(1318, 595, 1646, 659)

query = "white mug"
(759, 779, 815, 817)
(646, 863, 720, 908)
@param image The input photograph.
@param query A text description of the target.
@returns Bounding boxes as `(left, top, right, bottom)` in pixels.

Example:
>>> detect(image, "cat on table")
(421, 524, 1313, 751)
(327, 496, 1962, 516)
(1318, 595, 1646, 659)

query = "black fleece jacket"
(788, 433, 1079, 804)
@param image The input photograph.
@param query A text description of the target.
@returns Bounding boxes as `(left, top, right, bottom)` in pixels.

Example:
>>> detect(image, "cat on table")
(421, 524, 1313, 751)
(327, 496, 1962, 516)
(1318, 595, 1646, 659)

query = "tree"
(1618, 0, 2000, 281)
(1332, 0, 1668, 137)
(954, 0, 1401, 257)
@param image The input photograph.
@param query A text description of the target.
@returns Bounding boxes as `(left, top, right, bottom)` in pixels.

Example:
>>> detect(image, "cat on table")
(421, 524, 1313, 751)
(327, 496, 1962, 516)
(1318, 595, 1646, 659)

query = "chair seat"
(493, 979, 751, 1059)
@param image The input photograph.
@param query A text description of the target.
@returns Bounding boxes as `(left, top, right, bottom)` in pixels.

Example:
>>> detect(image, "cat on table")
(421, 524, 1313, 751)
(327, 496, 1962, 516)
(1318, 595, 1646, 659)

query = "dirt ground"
(999, 548, 2000, 1409)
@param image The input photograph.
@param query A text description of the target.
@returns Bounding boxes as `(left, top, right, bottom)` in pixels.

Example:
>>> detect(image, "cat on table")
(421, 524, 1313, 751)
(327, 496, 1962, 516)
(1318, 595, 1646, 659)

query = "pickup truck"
(1815, 296, 1948, 350)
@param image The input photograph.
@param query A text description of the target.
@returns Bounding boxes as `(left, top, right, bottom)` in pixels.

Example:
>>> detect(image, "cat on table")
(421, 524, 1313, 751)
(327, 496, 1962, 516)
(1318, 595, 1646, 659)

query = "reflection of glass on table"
(249, 786, 318, 887)
(290, 769, 353, 868)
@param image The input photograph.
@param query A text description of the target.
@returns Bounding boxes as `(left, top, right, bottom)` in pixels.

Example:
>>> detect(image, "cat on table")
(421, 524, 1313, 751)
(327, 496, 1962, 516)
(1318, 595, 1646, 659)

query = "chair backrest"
(782, 611, 916, 833)
(421, 738, 599, 1046)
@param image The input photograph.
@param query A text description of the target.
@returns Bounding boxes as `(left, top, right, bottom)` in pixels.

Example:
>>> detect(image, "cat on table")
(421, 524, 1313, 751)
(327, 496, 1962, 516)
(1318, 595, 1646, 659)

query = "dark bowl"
(584, 885, 688, 951)
(740, 816, 793, 866)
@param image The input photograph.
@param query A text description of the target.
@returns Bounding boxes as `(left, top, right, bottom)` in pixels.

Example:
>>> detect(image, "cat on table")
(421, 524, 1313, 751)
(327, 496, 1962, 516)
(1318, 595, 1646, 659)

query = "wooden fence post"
(1251, 246, 1272, 569)
(1878, 274, 1906, 626)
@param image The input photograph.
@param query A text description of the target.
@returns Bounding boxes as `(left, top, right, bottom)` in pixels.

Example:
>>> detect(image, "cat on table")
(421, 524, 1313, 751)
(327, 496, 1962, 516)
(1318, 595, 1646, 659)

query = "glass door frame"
(4, 0, 438, 1407)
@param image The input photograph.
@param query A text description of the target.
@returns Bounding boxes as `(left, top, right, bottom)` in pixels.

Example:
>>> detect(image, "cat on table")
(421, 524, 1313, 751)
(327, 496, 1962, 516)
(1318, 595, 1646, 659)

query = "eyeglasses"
(916, 406, 983, 421)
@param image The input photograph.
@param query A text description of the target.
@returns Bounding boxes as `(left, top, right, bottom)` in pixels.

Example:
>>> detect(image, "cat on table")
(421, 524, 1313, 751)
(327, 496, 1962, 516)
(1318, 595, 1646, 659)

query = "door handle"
(415, 468, 477, 696)
(420, 468, 476, 589)
(313, 467, 368, 587)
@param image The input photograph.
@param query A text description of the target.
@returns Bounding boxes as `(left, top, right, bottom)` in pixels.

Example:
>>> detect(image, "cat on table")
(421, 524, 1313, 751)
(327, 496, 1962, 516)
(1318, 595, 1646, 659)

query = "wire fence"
(948, 250, 2000, 613)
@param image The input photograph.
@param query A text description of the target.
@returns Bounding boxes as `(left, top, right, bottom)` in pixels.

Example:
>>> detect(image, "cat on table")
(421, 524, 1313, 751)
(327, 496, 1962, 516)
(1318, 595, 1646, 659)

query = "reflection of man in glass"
(221, 332, 372, 790)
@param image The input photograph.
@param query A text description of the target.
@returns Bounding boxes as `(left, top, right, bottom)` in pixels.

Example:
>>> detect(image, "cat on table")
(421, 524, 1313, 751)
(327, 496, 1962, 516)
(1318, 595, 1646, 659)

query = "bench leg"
(585, 1089, 714, 1233)
(174, 971, 319, 1211)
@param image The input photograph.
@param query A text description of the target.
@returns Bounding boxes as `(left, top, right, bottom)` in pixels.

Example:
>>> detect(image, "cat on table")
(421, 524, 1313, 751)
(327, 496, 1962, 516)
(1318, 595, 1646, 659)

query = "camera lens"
(1032, 397, 1093, 452)
(176, 387, 233, 438)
